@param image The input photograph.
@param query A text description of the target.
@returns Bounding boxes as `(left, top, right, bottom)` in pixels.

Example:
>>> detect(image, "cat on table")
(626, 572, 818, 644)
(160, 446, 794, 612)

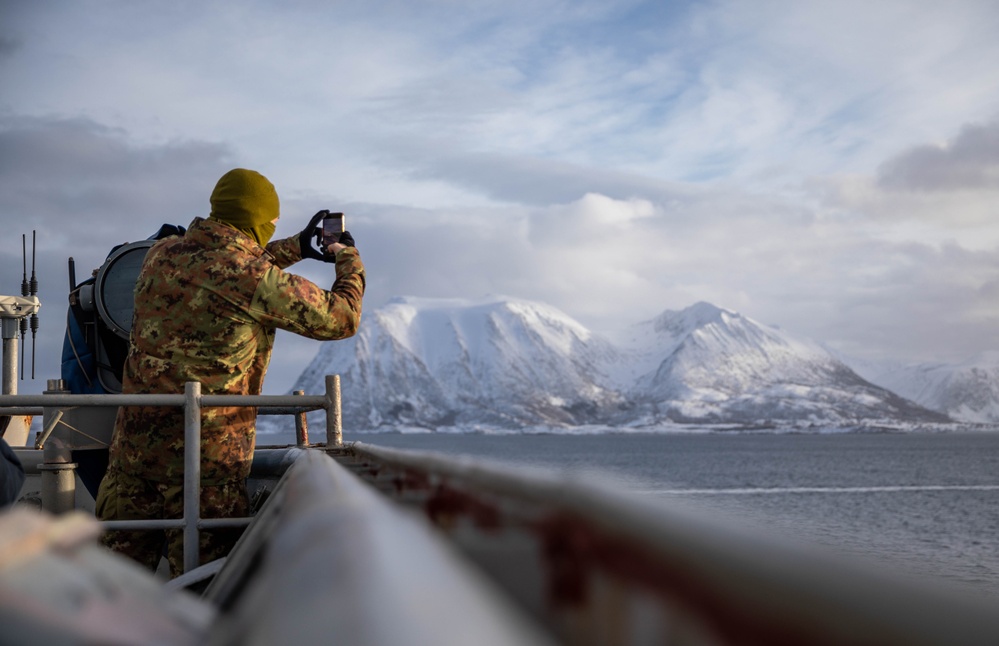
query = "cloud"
(530, 193, 656, 243)
(792, 240, 999, 363)
(0, 36, 20, 59)
(877, 119, 999, 192)
(0, 115, 233, 248)
(313, 185, 999, 371)
(3, 113, 999, 400)
(806, 117, 999, 240)
(0, 116, 237, 393)
(0, 0, 31, 60)
(399, 145, 696, 206)
(4, 0, 999, 395)
(6, 0, 999, 200)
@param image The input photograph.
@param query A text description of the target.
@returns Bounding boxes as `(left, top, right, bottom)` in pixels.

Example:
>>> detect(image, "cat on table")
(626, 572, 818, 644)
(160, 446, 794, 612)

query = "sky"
(1, 0, 999, 395)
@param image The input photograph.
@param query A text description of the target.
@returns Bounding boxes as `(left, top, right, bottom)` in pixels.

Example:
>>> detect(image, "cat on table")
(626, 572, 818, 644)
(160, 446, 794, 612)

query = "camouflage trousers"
(95, 466, 248, 578)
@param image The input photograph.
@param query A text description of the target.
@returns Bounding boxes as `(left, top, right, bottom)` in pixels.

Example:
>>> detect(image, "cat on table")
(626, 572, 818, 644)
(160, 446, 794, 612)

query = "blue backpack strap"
(61, 299, 104, 394)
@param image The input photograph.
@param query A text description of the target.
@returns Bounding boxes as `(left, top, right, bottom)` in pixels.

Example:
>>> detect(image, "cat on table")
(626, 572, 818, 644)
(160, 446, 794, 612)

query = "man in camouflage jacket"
(96, 168, 364, 576)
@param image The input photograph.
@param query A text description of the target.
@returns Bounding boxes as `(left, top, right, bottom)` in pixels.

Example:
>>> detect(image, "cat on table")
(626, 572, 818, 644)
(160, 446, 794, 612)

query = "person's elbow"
(339, 311, 361, 338)
(324, 303, 362, 340)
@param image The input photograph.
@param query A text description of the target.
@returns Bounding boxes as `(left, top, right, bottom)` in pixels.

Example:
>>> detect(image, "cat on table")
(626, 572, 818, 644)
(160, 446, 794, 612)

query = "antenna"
(19, 235, 27, 380)
(30, 231, 39, 379)
(1, 232, 40, 394)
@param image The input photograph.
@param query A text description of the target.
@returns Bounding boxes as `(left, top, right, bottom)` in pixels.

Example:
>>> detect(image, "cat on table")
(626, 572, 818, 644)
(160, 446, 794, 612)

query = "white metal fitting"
(0, 295, 41, 319)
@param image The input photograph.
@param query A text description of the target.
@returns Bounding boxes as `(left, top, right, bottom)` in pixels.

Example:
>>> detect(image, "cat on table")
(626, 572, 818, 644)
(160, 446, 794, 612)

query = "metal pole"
(294, 390, 309, 447)
(325, 374, 342, 447)
(40, 379, 75, 513)
(1, 319, 18, 396)
(102, 517, 254, 531)
(183, 381, 201, 574)
(0, 407, 43, 415)
(0, 393, 325, 408)
(38, 464, 77, 512)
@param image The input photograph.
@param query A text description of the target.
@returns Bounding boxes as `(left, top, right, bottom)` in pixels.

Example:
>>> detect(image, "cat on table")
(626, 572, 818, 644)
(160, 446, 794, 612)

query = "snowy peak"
(620, 302, 745, 354)
(293, 296, 623, 430)
(292, 297, 950, 431)
(370, 296, 608, 379)
(652, 302, 822, 359)
(615, 302, 827, 390)
(651, 301, 739, 336)
(614, 302, 940, 425)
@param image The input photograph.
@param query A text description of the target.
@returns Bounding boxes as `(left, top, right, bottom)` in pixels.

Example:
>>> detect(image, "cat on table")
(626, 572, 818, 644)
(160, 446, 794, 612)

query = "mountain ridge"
(289, 296, 954, 431)
(846, 351, 999, 423)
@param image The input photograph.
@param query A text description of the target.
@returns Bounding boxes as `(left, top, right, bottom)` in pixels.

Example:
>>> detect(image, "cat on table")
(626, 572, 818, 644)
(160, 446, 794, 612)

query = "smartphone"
(321, 212, 345, 250)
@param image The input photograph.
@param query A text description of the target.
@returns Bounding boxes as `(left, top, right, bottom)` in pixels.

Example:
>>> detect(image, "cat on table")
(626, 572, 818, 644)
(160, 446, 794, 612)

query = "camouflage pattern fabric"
(97, 216, 364, 570)
(1, 436, 25, 507)
(96, 465, 248, 577)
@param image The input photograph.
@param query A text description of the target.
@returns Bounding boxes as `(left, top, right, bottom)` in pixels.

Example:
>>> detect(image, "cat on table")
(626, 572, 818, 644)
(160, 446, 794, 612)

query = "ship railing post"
(325, 374, 342, 448)
(39, 379, 77, 514)
(294, 389, 309, 447)
(1, 317, 18, 397)
(183, 381, 202, 574)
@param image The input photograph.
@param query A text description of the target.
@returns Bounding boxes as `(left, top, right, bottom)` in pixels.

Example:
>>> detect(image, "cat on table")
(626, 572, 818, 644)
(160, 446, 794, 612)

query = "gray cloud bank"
(878, 119, 999, 192)
(0, 115, 232, 246)
(0, 116, 235, 393)
(3, 120, 999, 396)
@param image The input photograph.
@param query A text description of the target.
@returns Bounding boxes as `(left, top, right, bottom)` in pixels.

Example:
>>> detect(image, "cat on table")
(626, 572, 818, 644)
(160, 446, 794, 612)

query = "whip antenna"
(19, 235, 27, 380)
(30, 231, 38, 379)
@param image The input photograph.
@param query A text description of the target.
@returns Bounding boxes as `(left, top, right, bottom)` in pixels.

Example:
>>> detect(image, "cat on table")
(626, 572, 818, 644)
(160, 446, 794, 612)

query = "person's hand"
(322, 230, 356, 257)
(299, 211, 335, 263)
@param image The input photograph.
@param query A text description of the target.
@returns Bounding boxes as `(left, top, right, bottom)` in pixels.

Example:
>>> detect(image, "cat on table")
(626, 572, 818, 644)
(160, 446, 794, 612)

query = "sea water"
(336, 430, 999, 597)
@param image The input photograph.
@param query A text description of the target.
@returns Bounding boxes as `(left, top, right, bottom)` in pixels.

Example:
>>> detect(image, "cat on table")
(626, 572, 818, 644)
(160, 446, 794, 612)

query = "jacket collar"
(186, 217, 266, 257)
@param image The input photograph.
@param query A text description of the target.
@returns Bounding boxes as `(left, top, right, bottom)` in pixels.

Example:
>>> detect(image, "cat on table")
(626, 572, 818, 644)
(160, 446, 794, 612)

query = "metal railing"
(0, 374, 343, 574)
(347, 442, 999, 646)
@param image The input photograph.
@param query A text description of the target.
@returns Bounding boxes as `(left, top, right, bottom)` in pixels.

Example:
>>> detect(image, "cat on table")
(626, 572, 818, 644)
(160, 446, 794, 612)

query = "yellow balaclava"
(208, 168, 280, 247)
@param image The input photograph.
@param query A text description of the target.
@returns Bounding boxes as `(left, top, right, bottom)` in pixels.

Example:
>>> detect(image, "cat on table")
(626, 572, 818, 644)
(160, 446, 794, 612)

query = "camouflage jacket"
(108, 217, 365, 485)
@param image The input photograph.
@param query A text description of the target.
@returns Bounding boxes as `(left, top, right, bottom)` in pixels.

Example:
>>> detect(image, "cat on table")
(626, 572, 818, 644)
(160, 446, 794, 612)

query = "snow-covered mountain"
(847, 352, 999, 423)
(609, 302, 945, 426)
(293, 296, 625, 430)
(290, 297, 950, 431)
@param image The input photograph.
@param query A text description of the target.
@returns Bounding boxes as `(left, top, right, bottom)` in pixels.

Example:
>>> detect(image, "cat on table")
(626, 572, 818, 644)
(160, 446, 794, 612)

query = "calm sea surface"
(337, 430, 999, 596)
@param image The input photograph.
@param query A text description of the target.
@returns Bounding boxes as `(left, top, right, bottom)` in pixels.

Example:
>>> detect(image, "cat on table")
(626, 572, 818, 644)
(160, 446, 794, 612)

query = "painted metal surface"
(0, 393, 328, 408)
(346, 441, 999, 646)
(183, 381, 202, 574)
(5, 377, 999, 645)
(204, 449, 555, 646)
(293, 390, 309, 447)
(325, 374, 342, 447)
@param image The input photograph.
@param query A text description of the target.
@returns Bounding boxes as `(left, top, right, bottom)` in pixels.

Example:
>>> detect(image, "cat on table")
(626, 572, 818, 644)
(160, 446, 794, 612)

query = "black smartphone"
(321, 212, 345, 250)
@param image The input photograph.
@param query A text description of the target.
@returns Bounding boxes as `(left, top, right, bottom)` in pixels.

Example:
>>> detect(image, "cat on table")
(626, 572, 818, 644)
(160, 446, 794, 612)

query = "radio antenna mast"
(30, 231, 39, 379)
(19, 235, 27, 380)
(14, 232, 40, 380)
(1, 232, 40, 396)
